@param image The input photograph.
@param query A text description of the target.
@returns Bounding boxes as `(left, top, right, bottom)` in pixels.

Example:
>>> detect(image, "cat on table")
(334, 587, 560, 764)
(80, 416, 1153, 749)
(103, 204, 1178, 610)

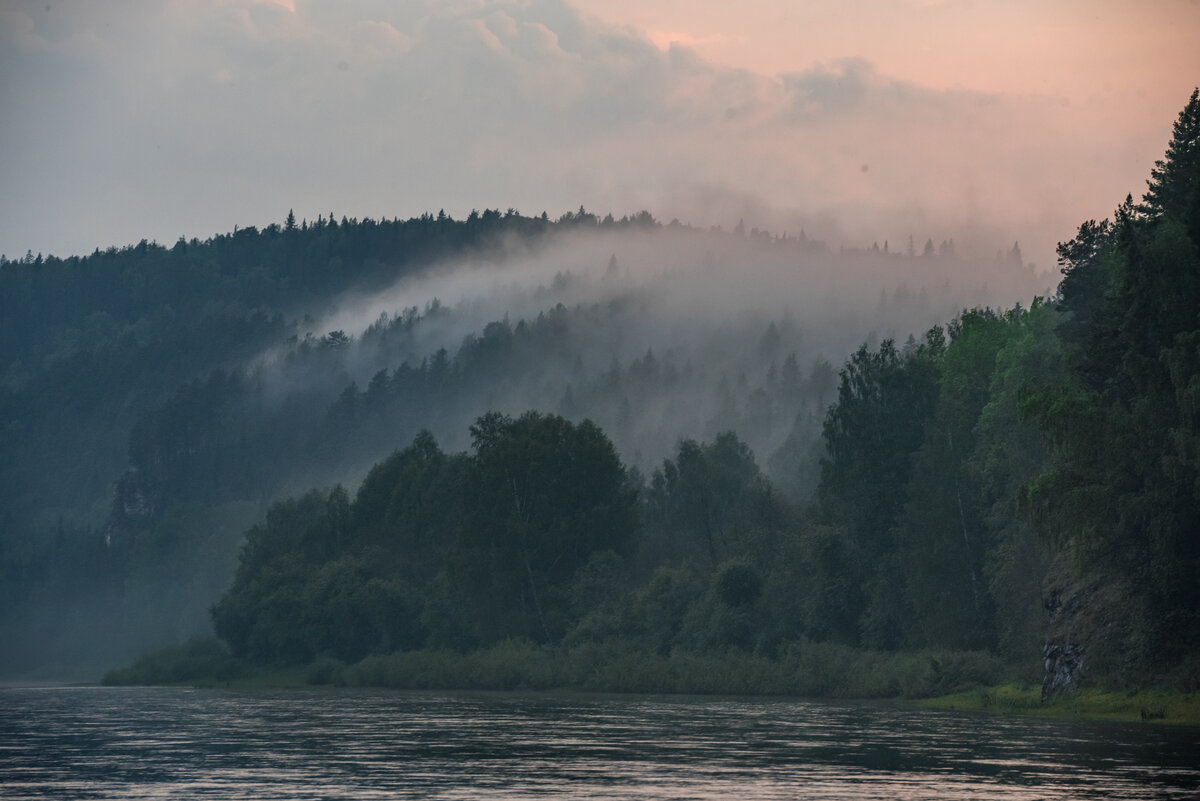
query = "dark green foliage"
(305, 656, 347, 685)
(894, 309, 1016, 651)
(337, 639, 1004, 698)
(802, 88, 1200, 679)
(102, 637, 241, 685)
(450, 412, 639, 645)
(213, 415, 639, 663)
(814, 330, 943, 646)
(1141, 89, 1200, 235)
(212, 491, 398, 663)
(19, 91, 1200, 692)
(1023, 89, 1200, 673)
(629, 564, 706, 655)
(563, 550, 631, 646)
(645, 432, 781, 569)
(716, 560, 763, 607)
(350, 430, 467, 585)
(5, 208, 721, 674)
(819, 332, 944, 535)
(970, 302, 1059, 665)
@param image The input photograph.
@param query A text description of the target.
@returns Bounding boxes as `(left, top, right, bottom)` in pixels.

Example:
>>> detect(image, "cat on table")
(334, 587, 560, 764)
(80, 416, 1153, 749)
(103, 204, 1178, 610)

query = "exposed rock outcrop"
(1041, 642, 1084, 701)
(1039, 555, 1134, 699)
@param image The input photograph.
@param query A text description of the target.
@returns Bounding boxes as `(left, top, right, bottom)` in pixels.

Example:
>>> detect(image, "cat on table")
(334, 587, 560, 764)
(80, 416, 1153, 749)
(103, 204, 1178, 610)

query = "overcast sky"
(2, 0, 1197, 269)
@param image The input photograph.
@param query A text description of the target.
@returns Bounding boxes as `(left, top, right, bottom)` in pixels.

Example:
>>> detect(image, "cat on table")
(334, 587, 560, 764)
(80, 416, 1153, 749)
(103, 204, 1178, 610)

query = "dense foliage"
(12, 92, 1200, 692)
(210, 413, 638, 662)
(0, 209, 559, 671)
(1024, 90, 1200, 679)
(201, 90, 1199, 687)
(4, 201, 1009, 675)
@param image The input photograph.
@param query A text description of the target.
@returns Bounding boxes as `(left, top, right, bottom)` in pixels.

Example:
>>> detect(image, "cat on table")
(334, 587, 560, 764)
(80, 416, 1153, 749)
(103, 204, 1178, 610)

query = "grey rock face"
(1041, 642, 1084, 701)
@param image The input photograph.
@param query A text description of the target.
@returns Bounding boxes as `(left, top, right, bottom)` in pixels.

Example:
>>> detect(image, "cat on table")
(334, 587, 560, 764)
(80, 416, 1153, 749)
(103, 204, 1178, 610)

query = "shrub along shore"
(100, 635, 1200, 725)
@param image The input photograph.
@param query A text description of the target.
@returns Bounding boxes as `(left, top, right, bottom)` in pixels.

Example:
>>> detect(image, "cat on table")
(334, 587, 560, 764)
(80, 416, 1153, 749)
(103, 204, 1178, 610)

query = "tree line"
(7, 90, 1198, 689)
(204, 90, 1200, 686)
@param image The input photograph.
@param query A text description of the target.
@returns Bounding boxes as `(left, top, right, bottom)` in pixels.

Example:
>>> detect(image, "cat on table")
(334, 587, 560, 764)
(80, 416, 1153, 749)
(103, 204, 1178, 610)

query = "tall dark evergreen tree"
(1028, 88, 1200, 675)
(1141, 88, 1200, 232)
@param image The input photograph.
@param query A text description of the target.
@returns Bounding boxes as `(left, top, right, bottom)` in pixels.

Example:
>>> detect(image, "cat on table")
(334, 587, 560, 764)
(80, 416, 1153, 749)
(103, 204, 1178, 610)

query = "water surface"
(1, 686, 1197, 799)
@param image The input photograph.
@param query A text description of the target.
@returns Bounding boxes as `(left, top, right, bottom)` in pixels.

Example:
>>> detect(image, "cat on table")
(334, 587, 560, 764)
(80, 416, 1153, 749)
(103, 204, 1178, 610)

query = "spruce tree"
(1141, 88, 1200, 229)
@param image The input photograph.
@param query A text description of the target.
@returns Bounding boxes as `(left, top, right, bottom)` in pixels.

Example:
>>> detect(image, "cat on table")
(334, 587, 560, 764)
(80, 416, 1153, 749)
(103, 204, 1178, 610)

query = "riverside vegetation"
(8, 94, 1200, 715)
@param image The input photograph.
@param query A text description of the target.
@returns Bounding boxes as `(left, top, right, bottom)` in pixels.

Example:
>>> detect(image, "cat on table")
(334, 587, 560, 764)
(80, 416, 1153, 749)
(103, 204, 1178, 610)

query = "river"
(1, 686, 1197, 799)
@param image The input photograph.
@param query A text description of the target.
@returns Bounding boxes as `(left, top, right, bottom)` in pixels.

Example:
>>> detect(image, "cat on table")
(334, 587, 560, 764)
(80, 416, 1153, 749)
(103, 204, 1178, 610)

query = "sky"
(1, 0, 1197, 270)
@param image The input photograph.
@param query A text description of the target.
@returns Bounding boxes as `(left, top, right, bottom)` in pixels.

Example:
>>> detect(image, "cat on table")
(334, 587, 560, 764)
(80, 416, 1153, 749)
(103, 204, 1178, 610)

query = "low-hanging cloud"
(243, 221, 1048, 478)
(0, 0, 1174, 270)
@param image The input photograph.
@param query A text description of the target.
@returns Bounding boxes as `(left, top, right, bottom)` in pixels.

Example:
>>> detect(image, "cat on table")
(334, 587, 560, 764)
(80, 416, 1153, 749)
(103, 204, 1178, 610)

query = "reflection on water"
(1, 686, 1197, 799)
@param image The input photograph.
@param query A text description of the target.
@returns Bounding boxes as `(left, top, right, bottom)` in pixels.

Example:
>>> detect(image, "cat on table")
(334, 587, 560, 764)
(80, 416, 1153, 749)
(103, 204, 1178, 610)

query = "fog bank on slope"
(261, 223, 1048, 484)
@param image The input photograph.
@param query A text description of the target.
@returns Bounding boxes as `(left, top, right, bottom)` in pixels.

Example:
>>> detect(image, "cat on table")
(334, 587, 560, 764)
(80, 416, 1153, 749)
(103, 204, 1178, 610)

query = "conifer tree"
(1141, 88, 1200, 227)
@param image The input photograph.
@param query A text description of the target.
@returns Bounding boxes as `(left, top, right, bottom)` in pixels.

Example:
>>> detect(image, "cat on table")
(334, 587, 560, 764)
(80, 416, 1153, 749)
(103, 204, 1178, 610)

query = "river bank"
(918, 683, 1200, 726)
(98, 636, 1200, 725)
(101, 636, 1007, 697)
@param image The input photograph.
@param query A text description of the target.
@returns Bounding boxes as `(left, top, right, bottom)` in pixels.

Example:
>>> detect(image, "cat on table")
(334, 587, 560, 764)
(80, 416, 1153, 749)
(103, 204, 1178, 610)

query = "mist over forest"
(3, 91, 1199, 700)
(0, 207, 1043, 676)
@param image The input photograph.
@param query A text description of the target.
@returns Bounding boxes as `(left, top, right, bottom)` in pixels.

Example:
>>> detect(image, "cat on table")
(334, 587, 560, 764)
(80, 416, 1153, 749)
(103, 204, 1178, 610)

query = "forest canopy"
(8, 91, 1200, 695)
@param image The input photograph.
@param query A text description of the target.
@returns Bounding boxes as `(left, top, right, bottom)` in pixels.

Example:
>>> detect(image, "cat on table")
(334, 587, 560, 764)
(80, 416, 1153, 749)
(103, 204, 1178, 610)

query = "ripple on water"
(1, 687, 1198, 800)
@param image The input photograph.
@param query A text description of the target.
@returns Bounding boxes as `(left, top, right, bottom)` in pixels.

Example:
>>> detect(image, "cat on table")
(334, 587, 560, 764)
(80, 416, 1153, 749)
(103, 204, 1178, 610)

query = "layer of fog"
(2, 222, 1052, 678)
(3, 0, 1178, 275)
(256, 224, 1049, 493)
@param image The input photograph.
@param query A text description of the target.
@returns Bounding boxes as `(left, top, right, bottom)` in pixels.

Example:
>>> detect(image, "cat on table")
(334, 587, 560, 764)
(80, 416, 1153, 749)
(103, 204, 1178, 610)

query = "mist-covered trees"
(15, 91, 1200, 691)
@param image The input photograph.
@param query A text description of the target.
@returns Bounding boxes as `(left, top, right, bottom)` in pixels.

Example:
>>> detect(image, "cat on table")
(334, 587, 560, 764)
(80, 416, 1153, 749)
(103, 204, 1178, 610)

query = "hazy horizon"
(3, 0, 1197, 271)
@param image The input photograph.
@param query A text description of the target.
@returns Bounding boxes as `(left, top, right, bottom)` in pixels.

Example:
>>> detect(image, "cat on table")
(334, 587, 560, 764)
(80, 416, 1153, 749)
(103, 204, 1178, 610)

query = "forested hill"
(7, 91, 1200, 691)
(201, 89, 1200, 692)
(199, 89, 1200, 694)
(0, 199, 1038, 676)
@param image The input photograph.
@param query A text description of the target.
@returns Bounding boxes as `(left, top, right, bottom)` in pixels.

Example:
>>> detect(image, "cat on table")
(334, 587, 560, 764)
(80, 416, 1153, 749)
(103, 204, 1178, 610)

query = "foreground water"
(1, 686, 1197, 800)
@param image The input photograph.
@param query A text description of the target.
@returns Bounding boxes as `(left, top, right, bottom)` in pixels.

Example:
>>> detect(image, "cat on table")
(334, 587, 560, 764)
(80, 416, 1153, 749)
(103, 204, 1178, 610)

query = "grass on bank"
(919, 682, 1200, 725)
(103, 635, 1005, 698)
(103, 636, 1199, 725)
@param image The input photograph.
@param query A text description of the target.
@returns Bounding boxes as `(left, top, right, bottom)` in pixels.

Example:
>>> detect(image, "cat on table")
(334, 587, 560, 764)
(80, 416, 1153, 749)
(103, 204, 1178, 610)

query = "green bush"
(305, 656, 346, 685)
(102, 637, 242, 685)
